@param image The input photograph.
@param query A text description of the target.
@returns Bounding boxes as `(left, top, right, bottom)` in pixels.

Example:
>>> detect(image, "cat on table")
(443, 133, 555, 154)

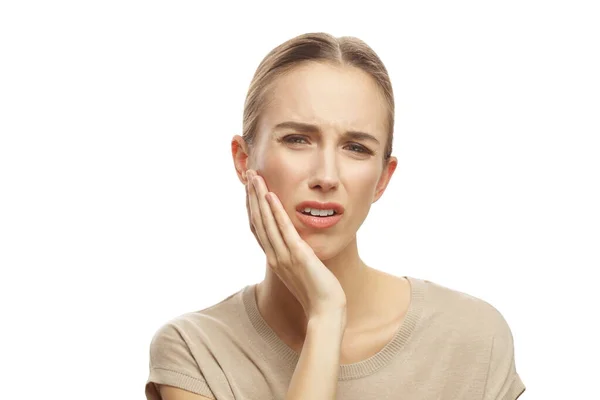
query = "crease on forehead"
(259, 64, 388, 141)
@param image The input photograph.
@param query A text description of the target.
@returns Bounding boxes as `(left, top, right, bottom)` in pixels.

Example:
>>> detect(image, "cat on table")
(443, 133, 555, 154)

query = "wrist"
(308, 308, 347, 332)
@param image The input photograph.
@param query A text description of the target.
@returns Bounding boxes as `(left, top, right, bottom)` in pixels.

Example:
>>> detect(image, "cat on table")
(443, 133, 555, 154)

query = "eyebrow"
(273, 121, 380, 145)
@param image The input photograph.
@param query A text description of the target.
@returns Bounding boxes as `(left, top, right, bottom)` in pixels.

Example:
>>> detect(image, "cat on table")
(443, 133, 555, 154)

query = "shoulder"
(412, 277, 525, 398)
(146, 287, 246, 399)
(148, 287, 244, 353)
(419, 277, 513, 336)
(152, 288, 243, 335)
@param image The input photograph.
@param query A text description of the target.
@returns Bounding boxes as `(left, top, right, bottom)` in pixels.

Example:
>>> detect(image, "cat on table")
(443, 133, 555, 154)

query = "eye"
(282, 135, 309, 145)
(280, 135, 373, 155)
(345, 143, 370, 154)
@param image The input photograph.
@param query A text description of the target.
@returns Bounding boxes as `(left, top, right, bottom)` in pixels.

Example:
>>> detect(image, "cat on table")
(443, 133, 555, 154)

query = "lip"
(295, 201, 345, 214)
(296, 211, 343, 229)
(295, 201, 345, 230)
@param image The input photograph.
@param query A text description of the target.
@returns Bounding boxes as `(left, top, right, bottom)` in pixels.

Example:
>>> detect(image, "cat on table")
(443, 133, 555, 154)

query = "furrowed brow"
(273, 121, 380, 144)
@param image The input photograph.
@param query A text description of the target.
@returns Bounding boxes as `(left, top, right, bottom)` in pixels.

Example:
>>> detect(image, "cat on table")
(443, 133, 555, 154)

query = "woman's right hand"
(245, 169, 347, 320)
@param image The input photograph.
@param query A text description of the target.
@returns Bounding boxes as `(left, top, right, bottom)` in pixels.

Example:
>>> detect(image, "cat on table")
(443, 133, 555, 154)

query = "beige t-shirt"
(145, 276, 525, 399)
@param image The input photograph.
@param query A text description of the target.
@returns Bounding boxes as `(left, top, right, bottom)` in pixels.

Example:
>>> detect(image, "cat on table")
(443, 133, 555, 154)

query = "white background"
(1, 1, 598, 398)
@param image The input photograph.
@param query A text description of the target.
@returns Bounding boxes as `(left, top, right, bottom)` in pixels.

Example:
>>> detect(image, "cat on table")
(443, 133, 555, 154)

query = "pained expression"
(249, 62, 394, 259)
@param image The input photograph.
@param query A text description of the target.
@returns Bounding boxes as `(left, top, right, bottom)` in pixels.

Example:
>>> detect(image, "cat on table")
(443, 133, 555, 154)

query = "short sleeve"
(145, 321, 216, 400)
(483, 312, 526, 400)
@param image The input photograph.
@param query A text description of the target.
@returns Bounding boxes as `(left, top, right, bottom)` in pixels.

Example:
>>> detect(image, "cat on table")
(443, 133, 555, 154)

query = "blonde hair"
(242, 32, 395, 166)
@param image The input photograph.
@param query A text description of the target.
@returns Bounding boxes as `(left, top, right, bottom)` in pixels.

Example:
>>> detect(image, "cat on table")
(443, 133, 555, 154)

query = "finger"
(247, 172, 276, 260)
(252, 174, 289, 265)
(245, 180, 263, 252)
(265, 190, 307, 254)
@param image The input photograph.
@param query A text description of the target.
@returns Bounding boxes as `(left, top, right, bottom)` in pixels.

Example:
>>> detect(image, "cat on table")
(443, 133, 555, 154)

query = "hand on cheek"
(245, 169, 347, 319)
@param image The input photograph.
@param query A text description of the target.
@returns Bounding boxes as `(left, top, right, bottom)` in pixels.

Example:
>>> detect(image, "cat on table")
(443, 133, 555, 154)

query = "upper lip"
(296, 201, 345, 214)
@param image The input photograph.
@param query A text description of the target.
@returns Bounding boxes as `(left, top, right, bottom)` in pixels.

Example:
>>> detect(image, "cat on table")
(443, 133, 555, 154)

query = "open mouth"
(296, 208, 342, 228)
(300, 210, 338, 217)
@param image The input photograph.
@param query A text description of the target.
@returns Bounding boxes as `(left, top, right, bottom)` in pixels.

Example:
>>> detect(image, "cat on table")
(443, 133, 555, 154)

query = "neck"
(255, 236, 378, 342)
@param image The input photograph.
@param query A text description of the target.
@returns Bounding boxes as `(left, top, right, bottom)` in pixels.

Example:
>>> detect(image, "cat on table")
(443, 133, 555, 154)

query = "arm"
(285, 309, 346, 400)
(157, 311, 345, 400)
(154, 311, 345, 400)
(245, 170, 348, 399)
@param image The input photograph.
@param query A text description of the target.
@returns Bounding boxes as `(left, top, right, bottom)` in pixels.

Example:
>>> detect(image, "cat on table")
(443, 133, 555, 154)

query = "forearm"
(285, 310, 346, 400)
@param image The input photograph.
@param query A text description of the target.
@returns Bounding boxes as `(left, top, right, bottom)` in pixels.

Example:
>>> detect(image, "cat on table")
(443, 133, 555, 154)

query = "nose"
(307, 147, 340, 192)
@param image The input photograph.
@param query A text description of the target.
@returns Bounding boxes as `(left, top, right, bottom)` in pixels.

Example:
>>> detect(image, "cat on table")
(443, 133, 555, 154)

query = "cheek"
(259, 155, 300, 206)
(346, 171, 381, 213)
(347, 166, 380, 195)
(262, 146, 306, 180)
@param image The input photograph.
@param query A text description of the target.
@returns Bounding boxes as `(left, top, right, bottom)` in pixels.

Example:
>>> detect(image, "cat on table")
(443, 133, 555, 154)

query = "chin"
(302, 237, 341, 261)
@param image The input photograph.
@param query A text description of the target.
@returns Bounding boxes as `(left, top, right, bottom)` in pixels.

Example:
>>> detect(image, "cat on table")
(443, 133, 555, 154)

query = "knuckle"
(280, 256, 292, 268)
(288, 239, 303, 252)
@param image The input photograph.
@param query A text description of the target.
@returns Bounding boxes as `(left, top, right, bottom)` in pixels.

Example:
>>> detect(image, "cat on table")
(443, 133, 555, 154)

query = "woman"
(145, 32, 526, 400)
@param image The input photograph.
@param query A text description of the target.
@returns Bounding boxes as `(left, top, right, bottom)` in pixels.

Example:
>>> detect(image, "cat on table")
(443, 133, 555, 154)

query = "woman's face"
(243, 61, 397, 260)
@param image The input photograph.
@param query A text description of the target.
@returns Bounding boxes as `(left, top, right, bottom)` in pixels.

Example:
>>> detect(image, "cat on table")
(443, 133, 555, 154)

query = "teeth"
(302, 207, 336, 216)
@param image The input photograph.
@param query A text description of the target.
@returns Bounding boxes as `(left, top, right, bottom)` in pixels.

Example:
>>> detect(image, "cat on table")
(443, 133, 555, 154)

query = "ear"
(372, 156, 398, 203)
(231, 135, 251, 185)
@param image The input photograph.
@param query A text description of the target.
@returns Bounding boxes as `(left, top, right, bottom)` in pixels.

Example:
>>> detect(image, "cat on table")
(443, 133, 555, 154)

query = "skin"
(231, 61, 409, 358)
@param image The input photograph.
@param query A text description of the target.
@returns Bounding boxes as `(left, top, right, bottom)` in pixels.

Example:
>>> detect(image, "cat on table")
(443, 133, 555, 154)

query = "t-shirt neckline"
(240, 275, 425, 380)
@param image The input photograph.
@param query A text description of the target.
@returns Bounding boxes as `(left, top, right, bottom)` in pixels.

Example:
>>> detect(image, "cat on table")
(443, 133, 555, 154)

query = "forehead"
(260, 62, 388, 138)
